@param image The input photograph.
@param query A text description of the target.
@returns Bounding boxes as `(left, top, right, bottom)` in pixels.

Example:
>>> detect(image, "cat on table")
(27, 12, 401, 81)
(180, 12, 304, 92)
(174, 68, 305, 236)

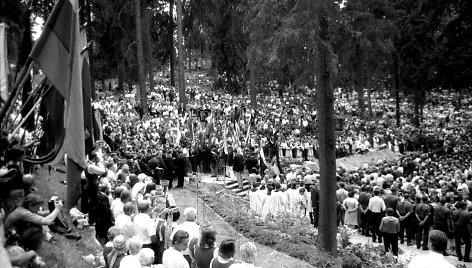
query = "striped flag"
(30, 0, 86, 208)
(244, 114, 251, 147)
(233, 121, 241, 150)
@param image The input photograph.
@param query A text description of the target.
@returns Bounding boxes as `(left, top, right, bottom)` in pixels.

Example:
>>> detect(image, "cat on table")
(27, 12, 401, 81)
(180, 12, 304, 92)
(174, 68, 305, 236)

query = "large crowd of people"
(1, 74, 472, 267)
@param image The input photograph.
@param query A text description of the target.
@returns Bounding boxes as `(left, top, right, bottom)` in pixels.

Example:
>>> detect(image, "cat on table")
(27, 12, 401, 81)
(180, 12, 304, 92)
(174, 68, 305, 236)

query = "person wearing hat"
(105, 234, 127, 268)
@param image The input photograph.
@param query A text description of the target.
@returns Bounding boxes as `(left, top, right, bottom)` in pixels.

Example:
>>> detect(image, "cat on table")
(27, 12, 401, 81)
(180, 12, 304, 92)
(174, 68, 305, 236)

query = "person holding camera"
(3, 193, 63, 251)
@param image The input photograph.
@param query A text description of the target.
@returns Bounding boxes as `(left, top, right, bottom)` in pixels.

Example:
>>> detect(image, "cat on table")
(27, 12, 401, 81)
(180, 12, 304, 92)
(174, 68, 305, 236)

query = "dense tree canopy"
(2, 0, 471, 108)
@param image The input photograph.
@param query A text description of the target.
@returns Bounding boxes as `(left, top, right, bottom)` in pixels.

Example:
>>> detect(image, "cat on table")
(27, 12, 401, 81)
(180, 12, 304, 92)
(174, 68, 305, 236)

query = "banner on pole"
(0, 23, 8, 102)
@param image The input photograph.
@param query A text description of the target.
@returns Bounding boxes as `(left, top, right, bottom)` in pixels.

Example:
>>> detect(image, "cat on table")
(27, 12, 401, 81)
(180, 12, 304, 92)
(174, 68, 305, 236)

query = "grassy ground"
(33, 166, 102, 268)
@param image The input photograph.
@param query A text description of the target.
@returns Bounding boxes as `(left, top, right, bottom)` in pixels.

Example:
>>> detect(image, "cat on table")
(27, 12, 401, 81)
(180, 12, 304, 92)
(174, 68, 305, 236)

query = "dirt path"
(169, 187, 315, 268)
(350, 232, 472, 267)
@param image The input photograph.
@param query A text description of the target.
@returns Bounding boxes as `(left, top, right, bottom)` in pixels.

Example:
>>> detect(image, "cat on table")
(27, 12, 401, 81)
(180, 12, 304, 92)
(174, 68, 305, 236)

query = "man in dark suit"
(310, 183, 320, 227)
(233, 148, 245, 188)
(246, 152, 258, 176)
(452, 201, 472, 262)
(174, 148, 187, 188)
(163, 151, 175, 189)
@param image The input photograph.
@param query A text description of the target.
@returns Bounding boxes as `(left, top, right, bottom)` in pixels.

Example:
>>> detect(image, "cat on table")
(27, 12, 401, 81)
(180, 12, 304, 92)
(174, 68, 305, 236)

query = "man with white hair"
(119, 236, 142, 268)
(170, 207, 200, 265)
(230, 242, 261, 268)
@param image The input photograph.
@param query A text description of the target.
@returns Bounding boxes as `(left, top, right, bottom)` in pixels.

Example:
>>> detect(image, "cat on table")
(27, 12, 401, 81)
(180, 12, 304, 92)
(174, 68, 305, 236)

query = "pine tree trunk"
(143, 9, 156, 93)
(250, 68, 257, 110)
(135, 0, 148, 114)
(316, 2, 337, 257)
(169, 0, 175, 87)
(85, 0, 96, 100)
(393, 53, 400, 126)
(118, 69, 124, 93)
(366, 70, 373, 120)
(176, 0, 186, 110)
(188, 39, 192, 71)
(413, 89, 421, 127)
(101, 78, 106, 93)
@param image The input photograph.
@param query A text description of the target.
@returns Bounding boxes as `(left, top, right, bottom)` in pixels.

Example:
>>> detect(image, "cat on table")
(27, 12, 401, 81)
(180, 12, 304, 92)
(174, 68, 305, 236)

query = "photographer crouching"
(3, 194, 63, 251)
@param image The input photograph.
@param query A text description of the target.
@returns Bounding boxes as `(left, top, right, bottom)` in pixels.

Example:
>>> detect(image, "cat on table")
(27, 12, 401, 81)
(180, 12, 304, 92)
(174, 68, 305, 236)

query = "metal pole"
(0, 59, 33, 126)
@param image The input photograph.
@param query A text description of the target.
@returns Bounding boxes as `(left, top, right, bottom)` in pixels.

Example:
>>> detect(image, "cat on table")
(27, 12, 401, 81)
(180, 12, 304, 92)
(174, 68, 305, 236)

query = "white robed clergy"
(248, 187, 262, 216)
(260, 188, 277, 219)
(273, 189, 288, 215)
(285, 187, 300, 214)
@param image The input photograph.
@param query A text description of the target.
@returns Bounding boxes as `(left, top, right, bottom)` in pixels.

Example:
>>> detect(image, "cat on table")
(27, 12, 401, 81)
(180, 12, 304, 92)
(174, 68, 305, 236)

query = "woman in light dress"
(342, 191, 359, 228)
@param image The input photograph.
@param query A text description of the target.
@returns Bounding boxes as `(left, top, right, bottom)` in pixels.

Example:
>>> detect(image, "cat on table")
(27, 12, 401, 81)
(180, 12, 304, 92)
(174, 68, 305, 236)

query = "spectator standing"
(229, 242, 261, 268)
(415, 196, 431, 250)
(433, 197, 452, 255)
(358, 187, 371, 236)
(115, 202, 135, 239)
(162, 230, 190, 268)
(105, 234, 128, 268)
(367, 189, 386, 243)
(336, 183, 349, 225)
(119, 236, 143, 268)
(210, 239, 236, 268)
(452, 201, 471, 262)
(134, 201, 158, 255)
(343, 191, 359, 228)
(233, 149, 245, 189)
(379, 208, 400, 256)
(396, 193, 413, 245)
(171, 207, 200, 266)
(190, 226, 218, 268)
(408, 230, 454, 268)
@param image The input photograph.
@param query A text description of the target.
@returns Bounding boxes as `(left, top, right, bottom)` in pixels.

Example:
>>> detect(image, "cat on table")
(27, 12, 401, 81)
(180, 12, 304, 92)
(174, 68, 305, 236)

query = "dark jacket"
(311, 186, 320, 208)
(233, 154, 245, 172)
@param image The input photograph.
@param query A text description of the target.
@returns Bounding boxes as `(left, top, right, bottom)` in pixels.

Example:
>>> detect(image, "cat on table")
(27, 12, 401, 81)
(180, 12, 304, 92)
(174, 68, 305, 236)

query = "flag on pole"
(244, 114, 251, 147)
(233, 121, 241, 150)
(81, 29, 94, 156)
(223, 123, 228, 154)
(0, 23, 8, 102)
(30, 0, 86, 208)
(260, 145, 267, 167)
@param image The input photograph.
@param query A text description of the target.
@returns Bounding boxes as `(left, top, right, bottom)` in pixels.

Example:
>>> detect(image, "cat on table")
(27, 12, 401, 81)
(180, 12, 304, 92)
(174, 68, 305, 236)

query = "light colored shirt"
(170, 221, 200, 256)
(408, 251, 454, 268)
(368, 196, 386, 213)
(115, 213, 134, 239)
(119, 254, 141, 268)
(162, 247, 190, 268)
(133, 213, 156, 245)
(230, 263, 261, 268)
(111, 199, 124, 219)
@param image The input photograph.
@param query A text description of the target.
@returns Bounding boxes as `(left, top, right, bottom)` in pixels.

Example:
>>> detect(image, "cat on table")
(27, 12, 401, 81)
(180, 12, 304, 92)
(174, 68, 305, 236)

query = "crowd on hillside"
(2, 75, 472, 267)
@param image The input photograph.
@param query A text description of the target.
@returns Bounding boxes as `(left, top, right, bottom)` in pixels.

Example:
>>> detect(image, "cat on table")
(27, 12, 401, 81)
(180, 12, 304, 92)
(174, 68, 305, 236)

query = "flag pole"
(0, 59, 33, 126)
(1, 0, 66, 127)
